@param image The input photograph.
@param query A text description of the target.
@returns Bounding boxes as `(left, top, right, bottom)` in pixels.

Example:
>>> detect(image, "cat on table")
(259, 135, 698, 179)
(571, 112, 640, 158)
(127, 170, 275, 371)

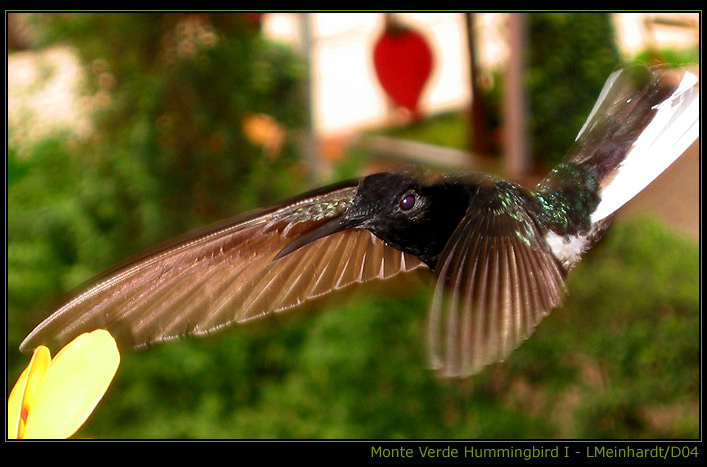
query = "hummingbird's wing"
(20, 181, 425, 353)
(427, 183, 566, 378)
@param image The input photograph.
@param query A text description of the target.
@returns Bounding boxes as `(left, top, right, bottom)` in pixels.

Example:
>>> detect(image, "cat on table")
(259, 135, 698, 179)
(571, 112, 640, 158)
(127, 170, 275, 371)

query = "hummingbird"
(20, 65, 699, 378)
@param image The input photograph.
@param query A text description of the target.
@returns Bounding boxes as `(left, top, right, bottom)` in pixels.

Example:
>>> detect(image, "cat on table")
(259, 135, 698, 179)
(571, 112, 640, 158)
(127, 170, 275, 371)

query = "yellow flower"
(8, 329, 120, 439)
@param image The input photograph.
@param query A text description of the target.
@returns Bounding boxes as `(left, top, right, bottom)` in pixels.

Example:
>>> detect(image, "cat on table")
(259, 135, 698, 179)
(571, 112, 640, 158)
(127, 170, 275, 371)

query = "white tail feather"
(590, 70, 699, 223)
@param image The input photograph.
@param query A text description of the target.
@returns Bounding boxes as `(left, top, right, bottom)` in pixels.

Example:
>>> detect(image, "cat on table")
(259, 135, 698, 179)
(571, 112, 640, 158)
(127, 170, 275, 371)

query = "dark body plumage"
(20, 65, 698, 378)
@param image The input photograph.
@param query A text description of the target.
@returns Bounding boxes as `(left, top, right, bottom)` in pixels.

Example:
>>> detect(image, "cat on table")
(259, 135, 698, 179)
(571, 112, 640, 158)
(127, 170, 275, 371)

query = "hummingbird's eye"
(399, 193, 416, 211)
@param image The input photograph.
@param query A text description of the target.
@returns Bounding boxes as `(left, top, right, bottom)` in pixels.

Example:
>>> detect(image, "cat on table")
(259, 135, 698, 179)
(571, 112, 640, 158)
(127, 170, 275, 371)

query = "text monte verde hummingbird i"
(20, 65, 699, 378)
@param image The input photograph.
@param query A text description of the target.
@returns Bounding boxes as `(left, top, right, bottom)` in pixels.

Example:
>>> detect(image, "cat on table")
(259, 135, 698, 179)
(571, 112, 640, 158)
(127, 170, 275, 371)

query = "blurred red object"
(373, 16, 433, 119)
(243, 12, 265, 29)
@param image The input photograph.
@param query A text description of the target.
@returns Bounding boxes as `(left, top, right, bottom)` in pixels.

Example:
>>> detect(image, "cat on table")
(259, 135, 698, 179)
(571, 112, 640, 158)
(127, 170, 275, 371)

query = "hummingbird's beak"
(272, 212, 365, 261)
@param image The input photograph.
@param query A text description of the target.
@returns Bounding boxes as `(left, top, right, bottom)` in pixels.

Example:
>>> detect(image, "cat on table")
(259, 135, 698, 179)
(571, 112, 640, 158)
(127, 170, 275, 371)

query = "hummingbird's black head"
(344, 172, 424, 228)
(274, 172, 471, 269)
(343, 172, 471, 268)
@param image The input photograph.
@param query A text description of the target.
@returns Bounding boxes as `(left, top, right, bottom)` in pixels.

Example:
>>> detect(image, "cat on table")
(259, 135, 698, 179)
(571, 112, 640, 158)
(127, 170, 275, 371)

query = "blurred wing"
(20, 182, 425, 353)
(427, 184, 566, 378)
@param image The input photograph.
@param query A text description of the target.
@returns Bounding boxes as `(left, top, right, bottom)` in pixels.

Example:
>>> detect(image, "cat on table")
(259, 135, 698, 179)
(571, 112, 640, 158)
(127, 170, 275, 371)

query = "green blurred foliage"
(37, 13, 309, 234)
(633, 46, 700, 68)
(8, 13, 698, 440)
(8, 12, 308, 393)
(379, 111, 471, 152)
(526, 13, 622, 168)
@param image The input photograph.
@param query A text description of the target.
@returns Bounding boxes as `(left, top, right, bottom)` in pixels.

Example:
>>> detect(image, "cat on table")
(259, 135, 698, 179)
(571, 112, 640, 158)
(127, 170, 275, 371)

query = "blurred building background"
(260, 12, 697, 132)
(9, 13, 699, 157)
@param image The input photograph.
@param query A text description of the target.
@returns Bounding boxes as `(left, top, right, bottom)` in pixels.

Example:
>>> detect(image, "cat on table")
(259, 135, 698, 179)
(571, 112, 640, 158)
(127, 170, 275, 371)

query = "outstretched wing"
(427, 182, 566, 378)
(20, 181, 425, 353)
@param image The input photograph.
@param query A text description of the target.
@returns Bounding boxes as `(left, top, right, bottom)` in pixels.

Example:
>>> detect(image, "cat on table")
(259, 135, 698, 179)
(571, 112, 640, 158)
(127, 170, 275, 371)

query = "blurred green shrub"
(633, 46, 699, 68)
(42, 13, 308, 226)
(8, 12, 308, 379)
(479, 13, 621, 167)
(526, 13, 621, 167)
